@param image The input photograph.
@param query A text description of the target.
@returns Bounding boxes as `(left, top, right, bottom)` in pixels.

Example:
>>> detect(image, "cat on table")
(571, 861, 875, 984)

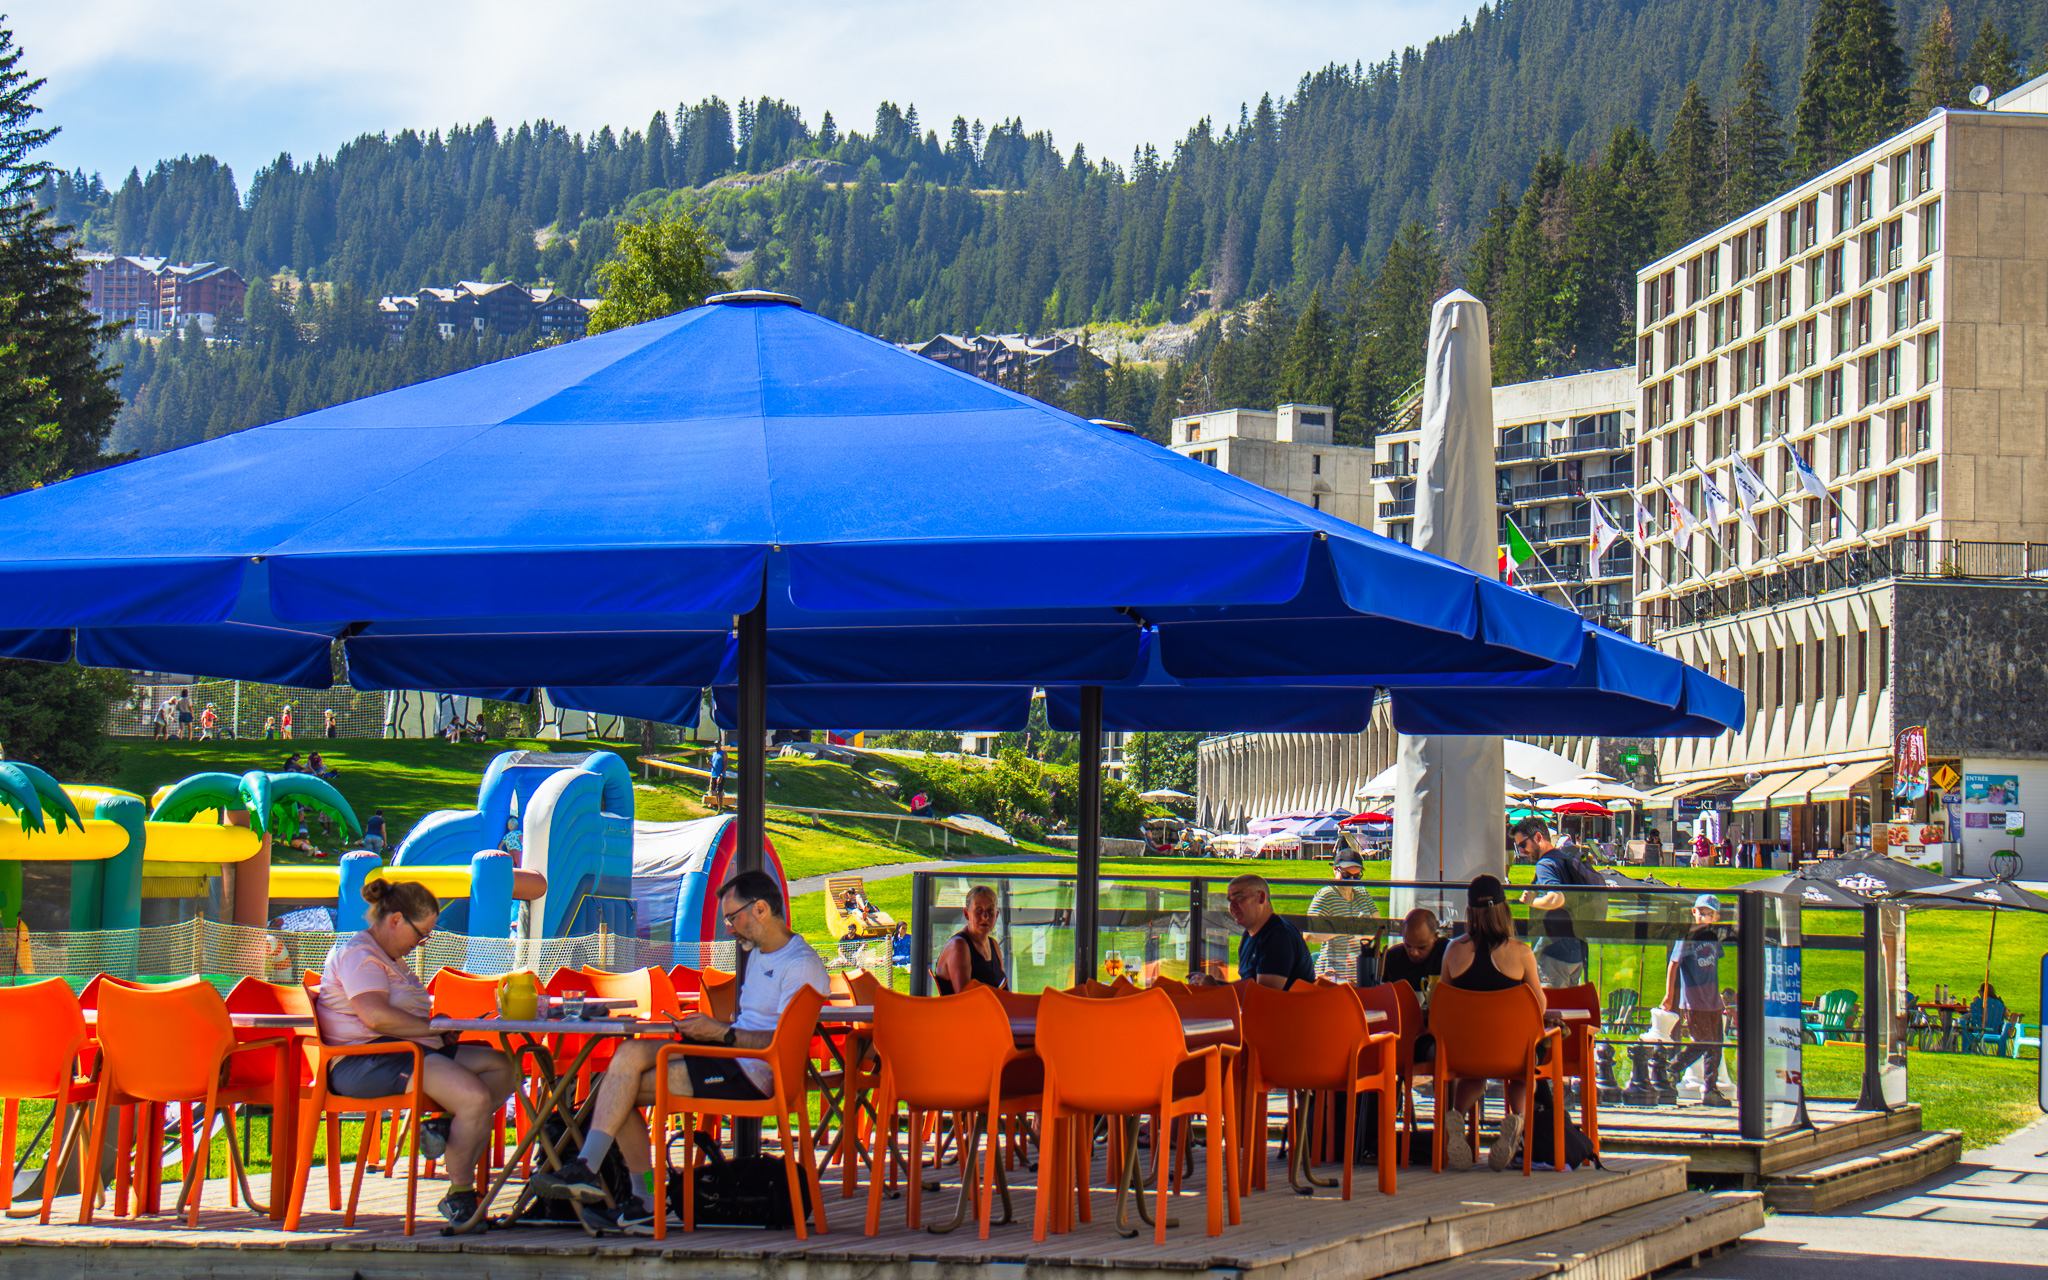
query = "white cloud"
(17, 0, 1481, 183)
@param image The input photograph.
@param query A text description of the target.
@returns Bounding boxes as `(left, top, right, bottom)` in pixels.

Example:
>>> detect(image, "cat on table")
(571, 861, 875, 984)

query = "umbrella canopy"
(1524, 773, 1652, 803)
(1801, 857, 1948, 898)
(1741, 872, 1873, 909)
(1898, 878, 2048, 912)
(0, 295, 1586, 692)
(1339, 811, 1392, 825)
(1543, 799, 1617, 815)
(1138, 789, 1195, 803)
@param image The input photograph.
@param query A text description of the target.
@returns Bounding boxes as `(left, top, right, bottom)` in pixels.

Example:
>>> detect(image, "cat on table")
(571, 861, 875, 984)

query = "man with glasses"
(1514, 816, 1596, 988)
(1189, 874, 1315, 990)
(1306, 853, 1378, 982)
(526, 869, 828, 1227)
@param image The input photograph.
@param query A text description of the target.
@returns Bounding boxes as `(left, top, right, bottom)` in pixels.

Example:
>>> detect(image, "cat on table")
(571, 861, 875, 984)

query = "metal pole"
(1188, 880, 1209, 981)
(1856, 904, 1889, 1111)
(733, 591, 767, 1158)
(1737, 891, 1766, 1141)
(909, 872, 933, 997)
(1075, 686, 1103, 984)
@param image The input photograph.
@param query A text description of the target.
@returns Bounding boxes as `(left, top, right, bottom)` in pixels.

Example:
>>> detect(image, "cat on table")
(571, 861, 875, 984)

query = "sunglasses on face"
(1338, 871, 1362, 880)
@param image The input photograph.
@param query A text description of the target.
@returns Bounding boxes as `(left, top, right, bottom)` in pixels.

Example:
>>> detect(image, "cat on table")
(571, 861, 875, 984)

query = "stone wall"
(1893, 579, 2048, 758)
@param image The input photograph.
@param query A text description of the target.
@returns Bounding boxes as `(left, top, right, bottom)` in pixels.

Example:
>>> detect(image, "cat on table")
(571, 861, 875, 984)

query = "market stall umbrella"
(1339, 811, 1392, 825)
(1895, 876, 2048, 997)
(1138, 789, 1195, 804)
(1740, 872, 1873, 910)
(1545, 799, 1617, 815)
(1802, 857, 1949, 898)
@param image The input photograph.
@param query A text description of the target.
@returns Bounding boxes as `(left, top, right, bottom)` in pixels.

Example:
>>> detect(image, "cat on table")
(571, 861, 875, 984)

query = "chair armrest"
(654, 1042, 773, 1064)
(227, 1036, 291, 1056)
(315, 1041, 427, 1062)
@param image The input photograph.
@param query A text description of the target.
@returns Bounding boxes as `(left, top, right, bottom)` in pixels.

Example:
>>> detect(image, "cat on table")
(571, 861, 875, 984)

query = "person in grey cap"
(1661, 894, 1729, 1106)
(1306, 851, 1378, 982)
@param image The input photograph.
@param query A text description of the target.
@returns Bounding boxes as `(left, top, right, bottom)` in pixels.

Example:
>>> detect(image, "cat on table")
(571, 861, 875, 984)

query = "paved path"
(788, 852, 1070, 897)
(1697, 1112, 2048, 1277)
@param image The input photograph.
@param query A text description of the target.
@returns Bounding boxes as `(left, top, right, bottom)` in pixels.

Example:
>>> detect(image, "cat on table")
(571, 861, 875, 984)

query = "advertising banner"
(1894, 727, 1928, 801)
(1763, 897, 1805, 1132)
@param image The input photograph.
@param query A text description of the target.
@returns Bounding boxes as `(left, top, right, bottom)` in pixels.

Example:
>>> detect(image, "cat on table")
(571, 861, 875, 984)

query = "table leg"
(448, 1031, 617, 1237)
(268, 1035, 300, 1221)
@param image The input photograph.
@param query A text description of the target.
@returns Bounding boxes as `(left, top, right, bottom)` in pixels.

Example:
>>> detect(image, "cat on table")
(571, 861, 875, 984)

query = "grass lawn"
(1800, 1041, 2041, 1150)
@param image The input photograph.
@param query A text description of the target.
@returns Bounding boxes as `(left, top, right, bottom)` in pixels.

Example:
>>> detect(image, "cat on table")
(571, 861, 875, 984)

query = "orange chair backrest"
(1240, 980, 1373, 1090)
(1106, 976, 1138, 997)
(871, 985, 1017, 1110)
(668, 965, 703, 996)
(431, 970, 508, 1020)
(701, 967, 738, 1021)
(1429, 982, 1546, 1081)
(1159, 981, 1242, 1045)
(1037, 987, 1189, 1114)
(982, 986, 1039, 1018)
(1546, 981, 1602, 1064)
(96, 977, 237, 1103)
(78, 972, 151, 1010)
(1363, 980, 1423, 1072)
(0, 978, 88, 1098)
(830, 970, 856, 1001)
(760, 983, 828, 1098)
(545, 967, 595, 997)
(1352, 982, 1405, 1059)
(846, 969, 883, 1005)
(1151, 975, 1187, 994)
(224, 977, 316, 1087)
(581, 965, 680, 1019)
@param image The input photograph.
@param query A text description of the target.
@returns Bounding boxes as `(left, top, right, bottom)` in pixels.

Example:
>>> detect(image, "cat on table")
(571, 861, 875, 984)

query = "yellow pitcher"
(495, 970, 539, 1021)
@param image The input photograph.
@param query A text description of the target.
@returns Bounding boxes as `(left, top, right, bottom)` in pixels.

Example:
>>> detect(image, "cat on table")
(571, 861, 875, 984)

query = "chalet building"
(79, 255, 247, 335)
(901, 332, 1107, 388)
(384, 282, 596, 343)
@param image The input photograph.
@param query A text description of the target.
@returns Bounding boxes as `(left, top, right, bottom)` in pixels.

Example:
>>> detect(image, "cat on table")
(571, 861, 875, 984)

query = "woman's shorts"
(327, 1037, 460, 1098)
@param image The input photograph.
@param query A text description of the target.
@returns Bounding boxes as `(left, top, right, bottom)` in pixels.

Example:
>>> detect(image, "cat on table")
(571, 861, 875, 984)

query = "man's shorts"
(672, 1052, 767, 1101)
(328, 1036, 460, 1098)
(1534, 950, 1585, 990)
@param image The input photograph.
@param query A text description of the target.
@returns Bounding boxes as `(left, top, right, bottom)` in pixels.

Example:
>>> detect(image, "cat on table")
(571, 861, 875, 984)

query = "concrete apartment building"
(79, 255, 248, 335)
(1633, 83, 2048, 874)
(1167, 402, 1370, 525)
(1375, 369, 1640, 628)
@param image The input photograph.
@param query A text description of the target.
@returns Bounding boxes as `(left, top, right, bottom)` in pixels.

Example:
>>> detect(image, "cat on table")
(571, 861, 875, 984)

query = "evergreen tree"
(1960, 18, 2020, 98)
(585, 208, 729, 334)
(1341, 223, 1441, 444)
(1660, 83, 1722, 250)
(1059, 333, 1109, 419)
(1794, 0, 1852, 173)
(1278, 289, 1339, 411)
(1834, 0, 1909, 154)
(1909, 5, 1968, 112)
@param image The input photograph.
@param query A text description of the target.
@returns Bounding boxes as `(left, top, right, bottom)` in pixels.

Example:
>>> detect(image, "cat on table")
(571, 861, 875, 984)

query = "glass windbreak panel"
(1761, 894, 1804, 1133)
(920, 874, 1081, 994)
(1091, 879, 1195, 985)
(1539, 885, 1744, 1118)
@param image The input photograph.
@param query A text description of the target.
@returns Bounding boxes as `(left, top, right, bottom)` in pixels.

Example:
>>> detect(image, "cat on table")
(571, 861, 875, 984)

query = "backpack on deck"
(528, 1113, 639, 1227)
(667, 1130, 812, 1228)
(1521, 1079, 1603, 1171)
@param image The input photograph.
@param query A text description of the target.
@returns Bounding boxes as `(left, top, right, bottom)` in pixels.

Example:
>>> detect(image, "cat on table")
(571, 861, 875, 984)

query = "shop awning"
(1732, 770, 1803, 814)
(1808, 757, 1890, 803)
(1640, 778, 1737, 808)
(1767, 766, 1844, 808)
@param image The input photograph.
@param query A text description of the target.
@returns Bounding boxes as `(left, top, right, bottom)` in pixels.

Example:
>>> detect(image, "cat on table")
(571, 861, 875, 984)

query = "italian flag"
(1499, 518, 1536, 583)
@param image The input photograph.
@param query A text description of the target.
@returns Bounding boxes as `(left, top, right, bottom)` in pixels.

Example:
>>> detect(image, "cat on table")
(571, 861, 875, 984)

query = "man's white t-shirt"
(318, 931, 437, 1047)
(732, 933, 829, 1091)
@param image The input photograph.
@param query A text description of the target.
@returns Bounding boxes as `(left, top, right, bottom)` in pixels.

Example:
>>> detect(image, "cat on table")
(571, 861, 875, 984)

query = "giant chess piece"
(1595, 1041, 1624, 1104)
(1649, 1047, 1678, 1105)
(1622, 1044, 1657, 1105)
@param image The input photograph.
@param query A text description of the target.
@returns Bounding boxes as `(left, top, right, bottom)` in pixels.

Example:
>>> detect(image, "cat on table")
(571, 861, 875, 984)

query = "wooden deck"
(1592, 1099, 1923, 1177)
(0, 1143, 1713, 1280)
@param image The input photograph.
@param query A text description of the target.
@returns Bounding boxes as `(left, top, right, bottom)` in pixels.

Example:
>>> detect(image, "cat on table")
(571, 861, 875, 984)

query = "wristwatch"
(721, 1025, 738, 1046)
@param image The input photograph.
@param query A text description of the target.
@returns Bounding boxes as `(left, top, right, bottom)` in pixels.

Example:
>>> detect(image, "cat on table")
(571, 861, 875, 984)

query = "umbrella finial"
(706, 290, 804, 309)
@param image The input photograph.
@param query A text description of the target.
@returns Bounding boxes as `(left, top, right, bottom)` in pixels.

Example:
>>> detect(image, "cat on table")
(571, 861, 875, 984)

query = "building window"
(1911, 398, 1931, 452)
(1803, 198, 1820, 250)
(1884, 345, 1900, 398)
(1827, 246, 1845, 297)
(1885, 219, 1904, 272)
(1807, 255, 1825, 307)
(1857, 630, 1869, 693)
(1877, 624, 1890, 687)
(1311, 454, 1321, 475)
(1890, 280, 1908, 333)
(1186, 423, 1201, 442)
(1921, 199, 1942, 258)
(1920, 461, 1940, 515)
(1863, 479, 1879, 528)
(1311, 493, 1322, 510)
(1920, 329, 1941, 386)
(1914, 141, 1933, 195)
(1913, 269, 1931, 321)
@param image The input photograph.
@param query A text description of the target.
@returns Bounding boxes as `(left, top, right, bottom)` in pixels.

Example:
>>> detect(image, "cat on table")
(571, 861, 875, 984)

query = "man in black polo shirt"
(1190, 874, 1314, 989)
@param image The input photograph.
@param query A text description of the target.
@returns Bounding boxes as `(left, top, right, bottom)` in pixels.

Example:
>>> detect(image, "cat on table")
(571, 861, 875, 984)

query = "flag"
(1632, 496, 1660, 544)
(1590, 498, 1628, 561)
(1700, 474, 1732, 524)
(1729, 456, 1769, 537)
(1665, 486, 1700, 538)
(1784, 439, 1830, 500)
(1498, 517, 1537, 582)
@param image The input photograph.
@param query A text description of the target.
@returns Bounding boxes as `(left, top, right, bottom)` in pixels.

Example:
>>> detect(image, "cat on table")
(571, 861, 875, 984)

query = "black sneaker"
(1702, 1087, 1732, 1107)
(527, 1156, 607, 1203)
(615, 1197, 681, 1234)
(419, 1115, 452, 1161)
(437, 1188, 480, 1225)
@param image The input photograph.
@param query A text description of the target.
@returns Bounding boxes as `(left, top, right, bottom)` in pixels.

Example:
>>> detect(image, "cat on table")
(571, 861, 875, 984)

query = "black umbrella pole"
(1856, 904, 1888, 1112)
(1075, 687, 1104, 984)
(735, 593, 767, 1159)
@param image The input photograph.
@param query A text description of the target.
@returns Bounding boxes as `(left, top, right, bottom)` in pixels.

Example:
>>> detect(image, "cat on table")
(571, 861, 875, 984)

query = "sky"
(16, 0, 1483, 189)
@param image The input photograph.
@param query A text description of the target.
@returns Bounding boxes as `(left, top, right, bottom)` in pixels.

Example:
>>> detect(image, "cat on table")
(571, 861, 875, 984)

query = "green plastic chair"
(1605, 987, 1642, 1035)
(1802, 989, 1858, 1046)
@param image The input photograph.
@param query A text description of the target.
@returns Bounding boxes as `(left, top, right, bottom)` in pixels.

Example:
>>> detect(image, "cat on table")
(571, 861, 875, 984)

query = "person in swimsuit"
(1433, 874, 1545, 1172)
(933, 884, 1007, 994)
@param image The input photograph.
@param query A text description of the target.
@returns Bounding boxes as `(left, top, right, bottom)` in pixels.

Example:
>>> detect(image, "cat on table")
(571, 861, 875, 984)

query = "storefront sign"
(1894, 727, 1928, 801)
(1933, 764, 1961, 794)
(1965, 774, 2020, 805)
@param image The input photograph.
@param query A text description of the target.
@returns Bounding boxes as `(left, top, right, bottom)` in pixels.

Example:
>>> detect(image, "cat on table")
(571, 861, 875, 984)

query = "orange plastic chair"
(82, 977, 283, 1227)
(668, 964, 704, 1000)
(429, 970, 528, 1176)
(1158, 981, 1248, 1201)
(1239, 981, 1399, 1197)
(0, 978, 95, 1224)
(863, 986, 1039, 1238)
(284, 977, 432, 1234)
(651, 983, 830, 1240)
(700, 967, 738, 1022)
(1545, 982, 1604, 1155)
(1033, 987, 1233, 1245)
(580, 965, 682, 1020)
(829, 970, 889, 1196)
(1428, 983, 1565, 1176)
(1358, 983, 1424, 1159)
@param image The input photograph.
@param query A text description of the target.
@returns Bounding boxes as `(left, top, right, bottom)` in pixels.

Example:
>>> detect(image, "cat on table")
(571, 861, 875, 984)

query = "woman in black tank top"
(934, 885, 1007, 996)
(1434, 874, 1547, 1171)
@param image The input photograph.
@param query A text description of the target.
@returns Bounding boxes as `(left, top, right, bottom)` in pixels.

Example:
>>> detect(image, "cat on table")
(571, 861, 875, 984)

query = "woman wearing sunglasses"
(314, 878, 517, 1224)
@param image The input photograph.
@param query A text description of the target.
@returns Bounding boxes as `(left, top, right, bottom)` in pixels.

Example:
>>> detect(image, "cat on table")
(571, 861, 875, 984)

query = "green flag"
(1499, 519, 1536, 580)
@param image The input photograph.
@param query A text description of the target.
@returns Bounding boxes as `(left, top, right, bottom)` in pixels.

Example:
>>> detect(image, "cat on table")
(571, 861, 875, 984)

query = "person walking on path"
(702, 746, 728, 806)
(176, 689, 193, 740)
(1661, 894, 1729, 1106)
(1515, 816, 1597, 988)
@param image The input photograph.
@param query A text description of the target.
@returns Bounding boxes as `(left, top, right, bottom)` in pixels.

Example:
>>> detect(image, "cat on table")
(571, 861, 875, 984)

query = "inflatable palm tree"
(0, 762, 82, 834)
(151, 770, 362, 840)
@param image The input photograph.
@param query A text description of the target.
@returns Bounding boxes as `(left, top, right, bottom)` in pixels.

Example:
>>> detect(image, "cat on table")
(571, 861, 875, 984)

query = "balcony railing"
(1655, 539, 2048, 631)
(1550, 428, 1631, 456)
(1585, 470, 1635, 493)
(1379, 499, 1415, 518)
(1510, 479, 1581, 504)
(1372, 460, 1413, 480)
(1495, 440, 1547, 463)
(1527, 520, 1591, 544)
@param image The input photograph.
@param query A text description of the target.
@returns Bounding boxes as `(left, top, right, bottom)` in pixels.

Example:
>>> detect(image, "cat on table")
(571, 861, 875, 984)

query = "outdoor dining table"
(1922, 1000, 1968, 1052)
